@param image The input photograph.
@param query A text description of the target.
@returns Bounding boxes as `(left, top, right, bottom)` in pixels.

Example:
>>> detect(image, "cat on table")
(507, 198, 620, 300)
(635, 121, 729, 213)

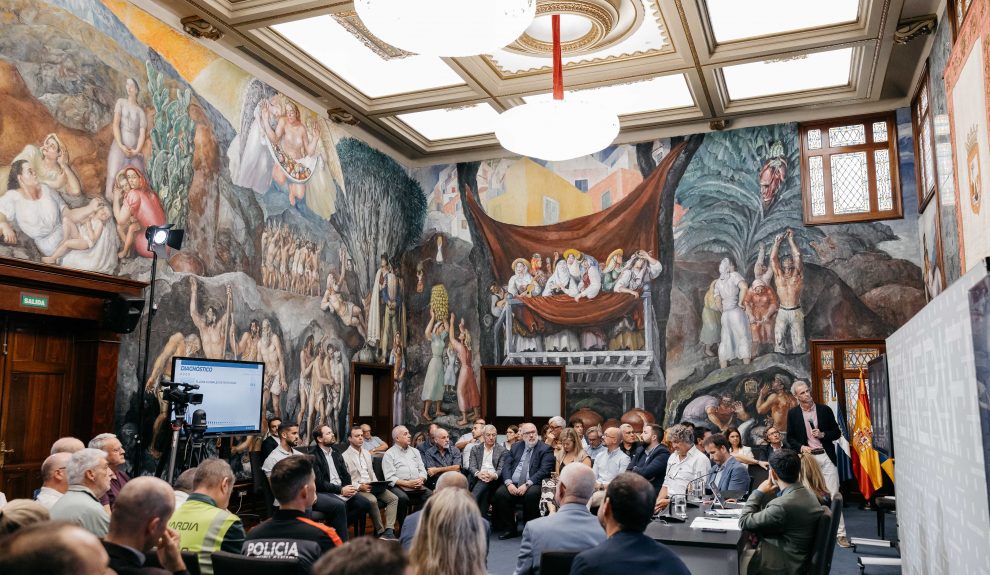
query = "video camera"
(160, 378, 204, 407)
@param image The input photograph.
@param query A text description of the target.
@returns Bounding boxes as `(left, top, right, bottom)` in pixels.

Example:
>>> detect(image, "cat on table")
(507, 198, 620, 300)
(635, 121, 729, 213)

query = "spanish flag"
(852, 369, 883, 498)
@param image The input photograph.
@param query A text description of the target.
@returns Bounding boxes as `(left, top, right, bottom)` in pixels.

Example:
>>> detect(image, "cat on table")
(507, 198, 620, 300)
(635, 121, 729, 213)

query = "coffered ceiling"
(144, 0, 940, 163)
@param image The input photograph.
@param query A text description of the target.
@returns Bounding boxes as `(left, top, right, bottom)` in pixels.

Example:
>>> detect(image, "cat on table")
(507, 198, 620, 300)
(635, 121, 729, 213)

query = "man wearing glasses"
(493, 422, 555, 539)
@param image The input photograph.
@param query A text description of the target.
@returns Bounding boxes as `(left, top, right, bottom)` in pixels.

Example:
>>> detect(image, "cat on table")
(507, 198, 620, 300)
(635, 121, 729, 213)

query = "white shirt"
(262, 444, 304, 477)
(342, 446, 377, 486)
(36, 486, 63, 509)
(481, 445, 496, 474)
(662, 448, 712, 496)
(593, 448, 631, 485)
(319, 446, 341, 485)
(382, 445, 427, 486)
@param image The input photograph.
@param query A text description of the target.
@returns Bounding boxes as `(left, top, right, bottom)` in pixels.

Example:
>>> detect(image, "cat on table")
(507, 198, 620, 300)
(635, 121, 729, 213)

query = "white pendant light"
(495, 14, 619, 162)
(354, 0, 536, 58)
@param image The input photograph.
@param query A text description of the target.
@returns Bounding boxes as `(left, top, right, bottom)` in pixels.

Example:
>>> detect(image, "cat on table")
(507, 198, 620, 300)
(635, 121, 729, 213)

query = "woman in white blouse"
(726, 426, 759, 465)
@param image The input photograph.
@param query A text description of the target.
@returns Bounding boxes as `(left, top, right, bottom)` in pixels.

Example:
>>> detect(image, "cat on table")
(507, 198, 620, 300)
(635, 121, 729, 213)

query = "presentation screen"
(170, 357, 265, 436)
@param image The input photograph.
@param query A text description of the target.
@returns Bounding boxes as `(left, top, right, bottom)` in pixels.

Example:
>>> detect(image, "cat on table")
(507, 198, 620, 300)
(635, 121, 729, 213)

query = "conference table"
(646, 506, 745, 575)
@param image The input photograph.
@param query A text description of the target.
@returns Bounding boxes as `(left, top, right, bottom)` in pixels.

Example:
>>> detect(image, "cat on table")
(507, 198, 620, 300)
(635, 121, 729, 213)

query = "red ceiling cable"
(552, 14, 563, 100)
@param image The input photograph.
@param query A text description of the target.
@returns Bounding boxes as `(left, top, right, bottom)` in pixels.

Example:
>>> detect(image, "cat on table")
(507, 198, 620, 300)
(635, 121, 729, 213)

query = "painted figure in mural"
(144, 333, 203, 455)
(573, 252, 602, 302)
(0, 160, 117, 274)
(367, 254, 388, 348)
(189, 278, 234, 360)
(421, 308, 449, 422)
(700, 280, 721, 357)
(443, 341, 458, 394)
(41, 199, 113, 265)
(608, 314, 643, 351)
(297, 335, 317, 438)
(601, 249, 623, 292)
(770, 229, 806, 354)
(389, 331, 406, 426)
(259, 318, 288, 420)
(530, 253, 548, 291)
(613, 250, 662, 295)
(714, 258, 752, 368)
(753, 241, 775, 285)
(450, 313, 481, 426)
(705, 392, 752, 434)
(309, 338, 332, 432)
(104, 77, 148, 199)
(113, 167, 166, 259)
(328, 345, 344, 432)
(744, 279, 779, 356)
(435, 235, 444, 264)
(758, 140, 787, 211)
(379, 258, 403, 360)
(260, 100, 321, 206)
(543, 251, 579, 296)
(321, 266, 367, 339)
(13, 133, 83, 198)
(507, 258, 539, 297)
(235, 319, 261, 361)
(756, 374, 797, 438)
(923, 234, 943, 299)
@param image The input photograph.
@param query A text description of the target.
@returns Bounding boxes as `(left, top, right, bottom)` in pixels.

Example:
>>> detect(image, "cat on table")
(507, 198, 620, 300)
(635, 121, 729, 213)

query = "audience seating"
(807, 507, 834, 575)
(875, 495, 895, 540)
(211, 550, 303, 575)
(812, 493, 843, 575)
(182, 551, 201, 575)
(540, 550, 580, 575)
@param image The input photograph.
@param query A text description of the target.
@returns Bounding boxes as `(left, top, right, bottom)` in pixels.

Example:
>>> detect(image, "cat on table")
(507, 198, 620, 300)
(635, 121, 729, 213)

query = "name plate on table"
(690, 517, 741, 531)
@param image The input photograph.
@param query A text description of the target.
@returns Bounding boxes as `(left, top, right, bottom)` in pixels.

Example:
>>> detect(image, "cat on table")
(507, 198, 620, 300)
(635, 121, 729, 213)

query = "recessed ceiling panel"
(397, 103, 501, 141)
(523, 74, 694, 115)
(721, 47, 854, 101)
(272, 16, 465, 98)
(705, 0, 860, 43)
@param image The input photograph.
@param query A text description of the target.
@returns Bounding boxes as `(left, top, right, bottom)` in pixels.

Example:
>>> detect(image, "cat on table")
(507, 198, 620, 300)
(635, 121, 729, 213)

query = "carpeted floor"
(485, 502, 902, 575)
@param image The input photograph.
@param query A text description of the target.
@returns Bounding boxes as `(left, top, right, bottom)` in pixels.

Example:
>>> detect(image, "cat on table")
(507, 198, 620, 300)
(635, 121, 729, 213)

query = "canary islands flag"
(852, 369, 883, 498)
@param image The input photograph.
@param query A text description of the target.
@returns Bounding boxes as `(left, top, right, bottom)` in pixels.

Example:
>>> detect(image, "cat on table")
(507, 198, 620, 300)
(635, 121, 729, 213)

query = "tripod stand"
(164, 402, 210, 484)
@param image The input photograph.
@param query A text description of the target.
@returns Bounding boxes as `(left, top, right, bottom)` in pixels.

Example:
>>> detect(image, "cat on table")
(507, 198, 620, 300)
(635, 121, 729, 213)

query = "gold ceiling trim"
(332, 10, 415, 61)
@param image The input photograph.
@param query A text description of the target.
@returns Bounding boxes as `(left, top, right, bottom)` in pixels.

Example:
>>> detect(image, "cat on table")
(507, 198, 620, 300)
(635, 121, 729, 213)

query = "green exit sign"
(19, 293, 48, 309)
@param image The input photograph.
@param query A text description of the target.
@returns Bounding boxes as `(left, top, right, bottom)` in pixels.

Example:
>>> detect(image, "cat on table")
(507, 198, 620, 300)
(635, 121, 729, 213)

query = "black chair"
(815, 494, 843, 575)
(875, 495, 895, 540)
(182, 551, 201, 575)
(807, 506, 834, 575)
(211, 550, 304, 575)
(372, 455, 385, 481)
(540, 550, 580, 575)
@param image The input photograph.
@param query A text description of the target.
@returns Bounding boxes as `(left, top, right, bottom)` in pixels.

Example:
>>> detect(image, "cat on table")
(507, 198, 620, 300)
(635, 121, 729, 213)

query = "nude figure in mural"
(259, 318, 288, 420)
(104, 77, 147, 199)
(744, 279, 778, 356)
(190, 277, 234, 360)
(770, 229, 806, 354)
(144, 332, 203, 455)
(321, 266, 367, 338)
(235, 319, 261, 361)
(327, 345, 344, 432)
(261, 101, 321, 206)
(756, 374, 797, 437)
(41, 199, 113, 265)
(297, 335, 317, 437)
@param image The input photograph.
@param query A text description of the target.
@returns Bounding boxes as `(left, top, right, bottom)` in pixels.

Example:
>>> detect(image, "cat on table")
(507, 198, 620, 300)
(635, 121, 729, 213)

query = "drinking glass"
(671, 494, 687, 519)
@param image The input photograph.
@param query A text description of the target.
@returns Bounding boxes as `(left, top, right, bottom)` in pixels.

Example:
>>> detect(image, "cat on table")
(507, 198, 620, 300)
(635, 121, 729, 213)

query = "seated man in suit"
(492, 422, 555, 539)
(103, 477, 188, 575)
(513, 462, 605, 575)
(571, 473, 689, 575)
(739, 449, 824, 574)
(467, 424, 507, 520)
(703, 433, 751, 496)
(260, 418, 282, 462)
(626, 424, 669, 497)
(310, 425, 371, 541)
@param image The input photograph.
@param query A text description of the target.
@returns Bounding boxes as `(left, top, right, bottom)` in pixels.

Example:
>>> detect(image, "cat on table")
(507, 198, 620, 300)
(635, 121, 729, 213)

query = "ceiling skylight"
(706, 0, 860, 43)
(721, 48, 854, 100)
(523, 74, 694, 115)
(272, 16, 465, 98)
(397, 103, 501, 141)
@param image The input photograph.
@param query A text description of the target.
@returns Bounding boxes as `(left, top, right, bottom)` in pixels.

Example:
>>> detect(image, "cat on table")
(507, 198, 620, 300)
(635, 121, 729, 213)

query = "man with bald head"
(513, 463, 606, 575)
(0, 521, 112, 575)
(382, 424, 431, 526)
(588, 427, 631, 511)
(103, 477, 188, 574)
(36, 452, 72, 509)
(493, 422, 555, 539)
(51, 436, 86, 454)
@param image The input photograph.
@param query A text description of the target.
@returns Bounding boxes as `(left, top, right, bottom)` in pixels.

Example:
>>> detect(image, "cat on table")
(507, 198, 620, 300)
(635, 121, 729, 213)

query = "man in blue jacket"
(492, 422, 555, 539)
(703, 434, 751, 496)
(571, 473, 689, 575)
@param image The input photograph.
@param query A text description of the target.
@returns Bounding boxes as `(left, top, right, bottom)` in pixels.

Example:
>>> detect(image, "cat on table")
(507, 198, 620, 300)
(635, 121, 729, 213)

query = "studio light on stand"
(495, 14, 619, 161)
(132, 224, 184, 471)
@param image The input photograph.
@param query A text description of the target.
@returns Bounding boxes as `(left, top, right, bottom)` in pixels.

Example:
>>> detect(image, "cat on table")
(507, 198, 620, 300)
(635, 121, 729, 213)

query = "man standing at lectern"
(786, 380, 848, 547)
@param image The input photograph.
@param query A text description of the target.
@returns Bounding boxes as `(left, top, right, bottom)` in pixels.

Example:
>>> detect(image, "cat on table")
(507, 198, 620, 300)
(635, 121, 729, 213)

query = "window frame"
(911, 64, 939, 211)
(799, 112, 903, 225)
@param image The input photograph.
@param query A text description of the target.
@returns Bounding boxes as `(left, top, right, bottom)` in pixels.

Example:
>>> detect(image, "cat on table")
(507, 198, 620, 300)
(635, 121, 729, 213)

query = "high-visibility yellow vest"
(168, 499, 239, 575)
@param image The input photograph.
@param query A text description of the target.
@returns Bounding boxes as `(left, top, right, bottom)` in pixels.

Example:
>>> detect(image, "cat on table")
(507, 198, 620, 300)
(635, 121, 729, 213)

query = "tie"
(512, 446, 533, 485)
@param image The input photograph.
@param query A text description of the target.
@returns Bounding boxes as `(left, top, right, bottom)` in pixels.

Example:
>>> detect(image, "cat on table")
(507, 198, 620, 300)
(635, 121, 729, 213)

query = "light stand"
(132, 224, 184, 472)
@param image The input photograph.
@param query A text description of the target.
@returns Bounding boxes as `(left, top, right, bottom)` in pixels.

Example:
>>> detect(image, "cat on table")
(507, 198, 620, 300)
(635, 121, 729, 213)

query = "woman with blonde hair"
(800, 452, 831, 504)
(409, 488, 487, 575)
(555, 427, 592, 473)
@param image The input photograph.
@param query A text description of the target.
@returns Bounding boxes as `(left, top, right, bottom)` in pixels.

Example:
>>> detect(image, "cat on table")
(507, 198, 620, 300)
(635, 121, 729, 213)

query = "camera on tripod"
(161, 378, 204, 407)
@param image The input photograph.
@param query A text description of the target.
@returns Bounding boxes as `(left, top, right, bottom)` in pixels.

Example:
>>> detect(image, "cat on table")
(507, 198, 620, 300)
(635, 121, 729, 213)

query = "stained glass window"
(843, 347, 881, 369)
(809, 156, 826, 216)
(829, 124, 866, 146)
(872, 121, 888, 143)
(844, 378, 861, 432)
(820, 348, 834, 370)
(807, 129, 822, 150)
(831, 152, 870, 214)
(913, 67, 939, 208)
(875, 149, 892, 211)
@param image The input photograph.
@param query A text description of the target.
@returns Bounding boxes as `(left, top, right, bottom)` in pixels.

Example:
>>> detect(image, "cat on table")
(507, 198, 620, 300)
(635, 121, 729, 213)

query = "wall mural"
(0, 0, 929, 475)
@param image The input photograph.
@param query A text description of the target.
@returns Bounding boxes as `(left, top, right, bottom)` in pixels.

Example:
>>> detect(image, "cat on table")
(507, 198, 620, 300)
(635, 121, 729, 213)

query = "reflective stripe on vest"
(168, 500, 238, 575)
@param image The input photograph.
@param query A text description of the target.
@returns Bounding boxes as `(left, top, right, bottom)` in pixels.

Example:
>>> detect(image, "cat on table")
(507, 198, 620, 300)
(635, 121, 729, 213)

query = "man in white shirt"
(654, 424, 712, 512)
(262, 423, 305, 477)
(456, 418, 486, 467)
(361, 424, 389, 455)
(342, 426, 400, 539)
(382, 425, 431, 526)
(588, 427, 630, 510)
(36, 452, 71, 509)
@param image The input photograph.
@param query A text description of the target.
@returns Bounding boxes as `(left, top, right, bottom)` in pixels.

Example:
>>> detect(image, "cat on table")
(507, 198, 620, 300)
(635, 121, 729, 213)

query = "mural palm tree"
(674, 124, 824, 269)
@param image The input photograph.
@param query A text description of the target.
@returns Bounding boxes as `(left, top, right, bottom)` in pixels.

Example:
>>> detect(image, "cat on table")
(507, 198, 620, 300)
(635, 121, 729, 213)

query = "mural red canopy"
(463, 142, 687, 327)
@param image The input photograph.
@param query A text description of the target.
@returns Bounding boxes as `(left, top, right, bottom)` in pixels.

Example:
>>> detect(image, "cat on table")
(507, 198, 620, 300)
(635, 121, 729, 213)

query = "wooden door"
(0, 313, 80, 499)
(350, 362, 393, 438)
(809, 340, 886, 435)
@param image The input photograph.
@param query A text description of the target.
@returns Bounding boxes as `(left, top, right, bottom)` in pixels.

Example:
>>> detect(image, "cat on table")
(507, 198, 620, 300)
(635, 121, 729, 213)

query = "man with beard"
(744, 279, 778, 355)
(235, 319, 261, 361)
(757, 374, 798, 438)
(770, 229, 806, 354)
(297, 335, 317, 438)
(260, 319, 288, 420)
(190, 277, 233, 360)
